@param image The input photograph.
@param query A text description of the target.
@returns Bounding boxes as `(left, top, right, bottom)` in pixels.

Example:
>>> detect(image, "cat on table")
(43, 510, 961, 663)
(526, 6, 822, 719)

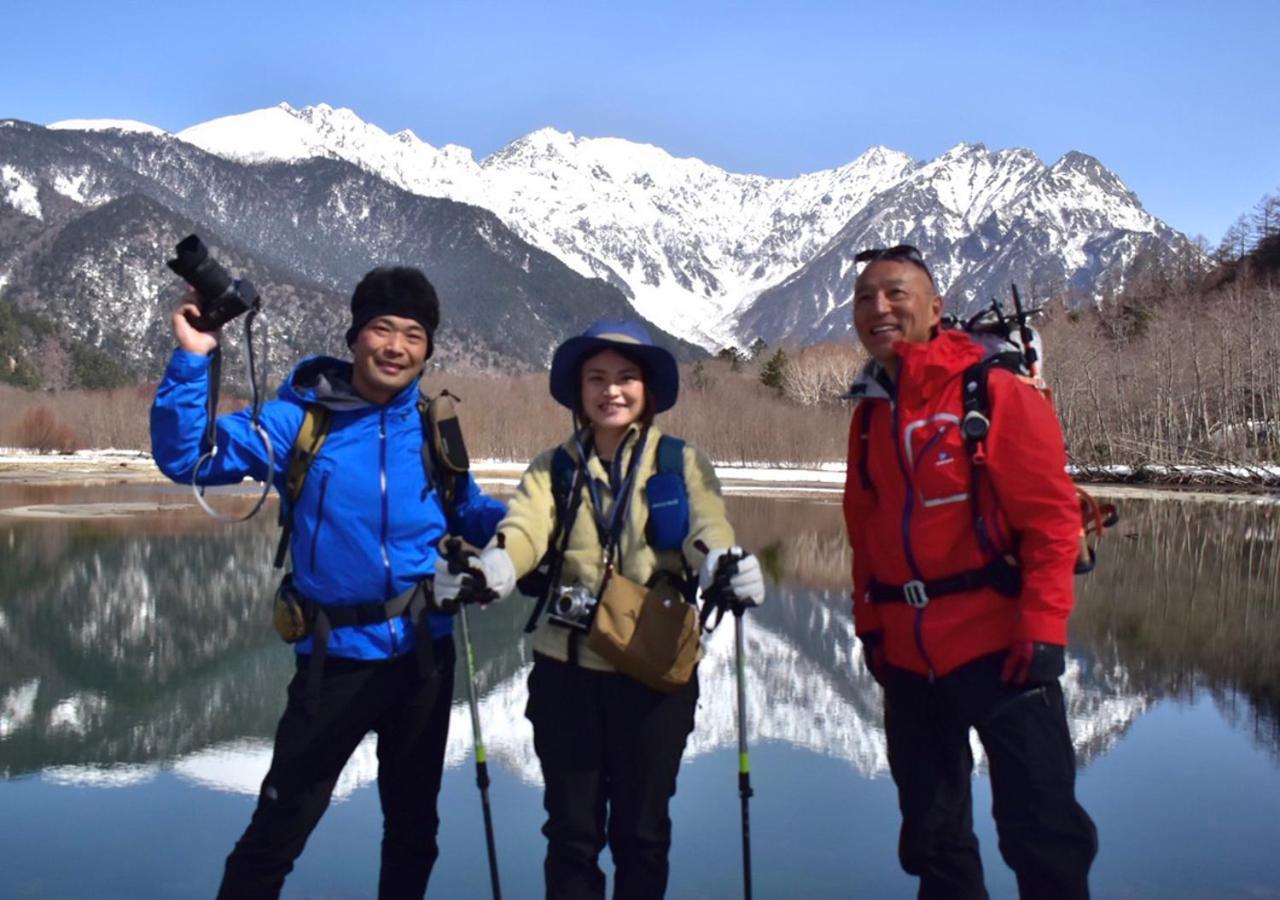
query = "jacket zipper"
(888, 384, 937, 680)
(379, 409, 398, 655)
(308, 470, 331, 571)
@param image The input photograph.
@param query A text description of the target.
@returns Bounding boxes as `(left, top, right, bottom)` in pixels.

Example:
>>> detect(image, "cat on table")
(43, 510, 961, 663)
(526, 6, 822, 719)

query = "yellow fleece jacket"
(495, 424, 735, 671)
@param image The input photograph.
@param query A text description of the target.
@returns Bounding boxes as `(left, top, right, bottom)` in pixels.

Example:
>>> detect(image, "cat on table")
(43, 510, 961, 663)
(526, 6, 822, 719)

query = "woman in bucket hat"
(436, 320, 766, 899)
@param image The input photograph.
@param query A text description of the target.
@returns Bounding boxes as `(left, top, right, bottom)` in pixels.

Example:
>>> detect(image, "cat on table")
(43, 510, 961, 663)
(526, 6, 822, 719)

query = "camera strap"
(522, 439, 589, 634)
(200, 345, 222, 457)
(191, 304, 275, 523)
(580, 426, 650, 571)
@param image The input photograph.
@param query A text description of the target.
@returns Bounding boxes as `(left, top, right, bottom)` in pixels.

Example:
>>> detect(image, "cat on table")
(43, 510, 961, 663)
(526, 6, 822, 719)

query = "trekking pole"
(733, 597, 754, 900)
(458, 603, 502, 900)
(444, 538, 503, 900)
(698, 542, 754, 900)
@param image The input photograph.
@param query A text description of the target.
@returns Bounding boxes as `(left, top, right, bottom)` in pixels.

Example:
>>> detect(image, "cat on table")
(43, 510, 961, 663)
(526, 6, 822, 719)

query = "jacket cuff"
(1014, 610, 1069, 645)
(165, 348, 213, 381)
(497, 528, 538, 577)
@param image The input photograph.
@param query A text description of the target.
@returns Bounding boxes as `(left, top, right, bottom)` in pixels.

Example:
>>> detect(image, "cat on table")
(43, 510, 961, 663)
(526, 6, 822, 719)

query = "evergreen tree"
(760, 348, 787, 392)
(716, 346, 745, 372)
(71, 345, 131, 389)
(0, 299, 42, 388)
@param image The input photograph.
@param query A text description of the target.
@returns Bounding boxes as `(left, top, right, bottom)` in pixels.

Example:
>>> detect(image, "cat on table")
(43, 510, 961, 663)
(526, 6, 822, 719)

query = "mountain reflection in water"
(4, 485, 1280, 898)
(3, 488, 1277, 788)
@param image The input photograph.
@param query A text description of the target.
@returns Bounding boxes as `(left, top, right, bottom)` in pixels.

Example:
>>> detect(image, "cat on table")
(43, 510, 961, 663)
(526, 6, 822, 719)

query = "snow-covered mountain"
(3, 103, 1196, 358)
(737, 144, 1195, 344)
(0, 117, 696, 379)
(173, 102, 1194, 348)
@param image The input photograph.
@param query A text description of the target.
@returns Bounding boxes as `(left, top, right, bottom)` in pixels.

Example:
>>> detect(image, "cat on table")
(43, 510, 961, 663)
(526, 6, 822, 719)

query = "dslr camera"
(167, 234, 259, 332)
(547, 584, 598, 631)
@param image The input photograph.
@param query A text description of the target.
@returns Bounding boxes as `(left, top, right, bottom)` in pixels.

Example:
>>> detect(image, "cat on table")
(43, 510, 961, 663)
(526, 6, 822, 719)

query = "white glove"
(433, 545, 517, 605)
(728, 552, 766, 607)
(433, 553, 469, 606)
(699, 546, 766, 607)
(699, 547, 730, 594)
(474, 546, 517, 600)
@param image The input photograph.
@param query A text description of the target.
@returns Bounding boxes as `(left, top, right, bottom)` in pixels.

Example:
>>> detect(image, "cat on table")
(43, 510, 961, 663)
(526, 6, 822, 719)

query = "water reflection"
(1071, 497, 1280, 761)
(1, 488, 1278, 791)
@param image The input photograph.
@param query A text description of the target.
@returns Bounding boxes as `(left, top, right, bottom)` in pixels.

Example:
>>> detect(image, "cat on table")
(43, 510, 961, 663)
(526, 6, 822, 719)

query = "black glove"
(860, 631, 889, 687)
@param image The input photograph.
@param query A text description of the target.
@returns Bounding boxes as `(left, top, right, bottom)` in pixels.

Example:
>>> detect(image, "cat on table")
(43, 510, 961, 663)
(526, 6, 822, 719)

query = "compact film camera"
(547, 584, 598, 631)
(166, 234, 259, 332)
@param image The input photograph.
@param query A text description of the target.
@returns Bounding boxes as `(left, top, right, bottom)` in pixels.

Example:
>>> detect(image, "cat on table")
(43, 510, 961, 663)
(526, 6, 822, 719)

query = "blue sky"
(3, 0, 1276, 243)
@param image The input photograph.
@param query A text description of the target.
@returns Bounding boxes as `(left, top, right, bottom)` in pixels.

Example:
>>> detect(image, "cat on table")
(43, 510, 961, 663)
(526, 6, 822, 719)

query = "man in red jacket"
(843, 245, 1096, 899)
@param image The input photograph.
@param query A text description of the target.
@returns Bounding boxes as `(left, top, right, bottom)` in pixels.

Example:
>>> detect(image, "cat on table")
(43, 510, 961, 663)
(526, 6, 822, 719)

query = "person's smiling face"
(579, 349, 646, 438)
(853, 259, 943, 371)
(349, 315, 429, 404)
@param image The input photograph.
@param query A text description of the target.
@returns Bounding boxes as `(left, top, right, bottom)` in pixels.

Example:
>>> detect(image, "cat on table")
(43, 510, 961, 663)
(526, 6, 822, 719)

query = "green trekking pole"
(459, 603, 502, 900)
(427, 389, 502, 899)
(444, 538, 503, 900)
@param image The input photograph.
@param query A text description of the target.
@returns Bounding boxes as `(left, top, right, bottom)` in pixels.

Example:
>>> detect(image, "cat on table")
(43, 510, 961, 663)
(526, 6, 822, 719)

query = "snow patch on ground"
(1, 165, 42, 219)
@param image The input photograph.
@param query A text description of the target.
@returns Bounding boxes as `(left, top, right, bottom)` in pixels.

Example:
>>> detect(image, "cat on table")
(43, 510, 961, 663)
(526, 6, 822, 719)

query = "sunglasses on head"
(855, 244, 935, 284)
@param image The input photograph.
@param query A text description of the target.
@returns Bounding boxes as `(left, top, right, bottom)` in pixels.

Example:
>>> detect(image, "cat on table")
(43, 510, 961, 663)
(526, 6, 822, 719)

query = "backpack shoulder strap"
(959, 352, 1024, 454)
(417, 385, 471, 526)
(856, 401, 874, 491)
(655, 434, 686, 477)
(521, 445, 587, 633)
(960, 355, 1026, 556)
(550, 445, 578, 520)
(647, 434, 695, 599)
(273, 403, 332, 569)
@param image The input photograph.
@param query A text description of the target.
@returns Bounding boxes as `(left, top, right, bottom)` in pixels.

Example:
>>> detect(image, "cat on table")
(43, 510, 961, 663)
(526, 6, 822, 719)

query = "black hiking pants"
(882, 653, 1097, 900)
(216, 637, 455, 900)
(525, 653, 699, 900)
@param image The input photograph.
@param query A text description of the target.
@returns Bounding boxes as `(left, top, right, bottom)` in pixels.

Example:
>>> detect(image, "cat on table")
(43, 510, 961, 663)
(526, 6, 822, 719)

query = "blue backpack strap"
(646, 434, 690, 552)
(656, 434, 685, 475)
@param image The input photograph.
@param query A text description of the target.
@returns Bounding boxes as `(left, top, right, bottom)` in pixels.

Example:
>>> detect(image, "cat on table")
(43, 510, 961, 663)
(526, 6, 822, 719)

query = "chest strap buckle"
(903, 579, 930, 608)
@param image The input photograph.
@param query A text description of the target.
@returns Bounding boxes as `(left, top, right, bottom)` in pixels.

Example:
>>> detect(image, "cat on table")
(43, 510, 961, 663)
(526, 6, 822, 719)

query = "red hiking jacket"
(842, 330, 1080, 678)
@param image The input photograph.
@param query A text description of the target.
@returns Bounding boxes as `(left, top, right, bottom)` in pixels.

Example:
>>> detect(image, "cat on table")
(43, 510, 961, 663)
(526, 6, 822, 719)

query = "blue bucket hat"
(549, 320, 679, 414)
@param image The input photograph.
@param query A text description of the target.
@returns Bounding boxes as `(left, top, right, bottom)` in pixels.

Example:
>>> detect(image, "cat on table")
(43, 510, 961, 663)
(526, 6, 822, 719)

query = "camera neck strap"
(192, 305, 274, 523)
(577, 426, 649, 569)
(201, 346, 223, 457)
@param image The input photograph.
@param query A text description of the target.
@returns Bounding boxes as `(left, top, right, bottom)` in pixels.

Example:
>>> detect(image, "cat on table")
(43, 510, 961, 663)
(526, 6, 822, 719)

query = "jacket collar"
(847, 331, 989, 404)
(846, 359, 894, 402)
(280, 355, 422, 413)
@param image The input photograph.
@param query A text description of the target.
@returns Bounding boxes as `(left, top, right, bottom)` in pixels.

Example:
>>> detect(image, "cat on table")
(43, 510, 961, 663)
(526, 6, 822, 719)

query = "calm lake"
(1, 483, 1278, 899)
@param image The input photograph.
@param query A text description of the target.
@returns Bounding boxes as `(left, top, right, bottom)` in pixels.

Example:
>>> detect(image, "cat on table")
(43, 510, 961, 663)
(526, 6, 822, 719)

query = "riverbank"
(0, 449, 1276, 505)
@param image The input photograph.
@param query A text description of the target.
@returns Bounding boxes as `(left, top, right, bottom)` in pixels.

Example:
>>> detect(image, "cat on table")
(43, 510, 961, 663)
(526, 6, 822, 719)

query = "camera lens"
(168, 234, 234, 303)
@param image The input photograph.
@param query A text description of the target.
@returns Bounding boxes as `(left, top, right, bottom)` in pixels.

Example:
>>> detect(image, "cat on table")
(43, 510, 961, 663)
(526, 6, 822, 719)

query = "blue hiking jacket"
(150, 349, 506, 660)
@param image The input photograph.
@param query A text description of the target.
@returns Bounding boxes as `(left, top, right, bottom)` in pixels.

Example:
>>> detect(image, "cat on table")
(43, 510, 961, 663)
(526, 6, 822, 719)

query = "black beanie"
(345, 266, 440, 356)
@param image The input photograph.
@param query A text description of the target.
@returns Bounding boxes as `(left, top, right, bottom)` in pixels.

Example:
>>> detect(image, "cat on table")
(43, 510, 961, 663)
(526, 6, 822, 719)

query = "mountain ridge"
(167, 102, 1195, 347)
(3, 103, 1197, 368)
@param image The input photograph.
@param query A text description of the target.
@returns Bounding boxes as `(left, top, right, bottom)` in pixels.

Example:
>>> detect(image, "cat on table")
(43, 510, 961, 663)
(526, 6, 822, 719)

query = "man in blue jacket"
(151, 266, 506, 900)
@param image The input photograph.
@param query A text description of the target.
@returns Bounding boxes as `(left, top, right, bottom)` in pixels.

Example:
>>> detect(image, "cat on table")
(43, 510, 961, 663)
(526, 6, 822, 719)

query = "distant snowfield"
(48, 118, 167, 136)
(0, 449, 845, 502)
(1, 450, 1276, 505)
(472, 459, 846, 495)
